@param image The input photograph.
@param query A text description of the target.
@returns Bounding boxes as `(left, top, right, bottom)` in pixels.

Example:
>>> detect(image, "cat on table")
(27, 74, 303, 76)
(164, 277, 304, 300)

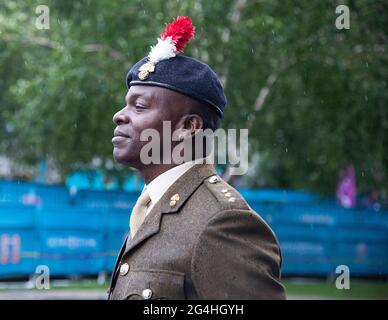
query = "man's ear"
(175, 114, 204, 139)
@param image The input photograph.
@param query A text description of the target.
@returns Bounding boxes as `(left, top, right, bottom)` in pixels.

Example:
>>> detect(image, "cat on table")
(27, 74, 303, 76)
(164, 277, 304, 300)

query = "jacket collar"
(145, 160, 197, 209)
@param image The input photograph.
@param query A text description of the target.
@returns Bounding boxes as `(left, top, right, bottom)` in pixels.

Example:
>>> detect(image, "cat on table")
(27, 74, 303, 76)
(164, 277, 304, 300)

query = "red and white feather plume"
(149, 16, 195, 64)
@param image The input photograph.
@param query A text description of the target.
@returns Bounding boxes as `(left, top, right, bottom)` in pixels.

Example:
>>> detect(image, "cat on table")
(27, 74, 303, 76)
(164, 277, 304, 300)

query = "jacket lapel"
(108, 163, 216, 296)
(123, 163, 216, 256)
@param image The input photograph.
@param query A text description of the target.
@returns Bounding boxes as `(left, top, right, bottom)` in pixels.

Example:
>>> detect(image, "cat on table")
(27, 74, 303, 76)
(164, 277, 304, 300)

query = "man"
(108, 16, 285, 300)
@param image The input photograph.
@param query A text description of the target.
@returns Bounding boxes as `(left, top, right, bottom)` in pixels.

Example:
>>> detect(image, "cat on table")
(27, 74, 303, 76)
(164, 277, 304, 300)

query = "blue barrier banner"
(1, 180, 387, 278)
(38, 230, 105, 275)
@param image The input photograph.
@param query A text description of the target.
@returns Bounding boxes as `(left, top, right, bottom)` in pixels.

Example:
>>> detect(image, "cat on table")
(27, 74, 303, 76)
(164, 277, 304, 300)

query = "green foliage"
(0, 0, 387, 194)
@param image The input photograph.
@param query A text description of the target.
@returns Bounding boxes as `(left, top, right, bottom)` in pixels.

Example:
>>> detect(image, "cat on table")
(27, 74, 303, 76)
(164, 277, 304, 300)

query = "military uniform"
(109, 16, 285, 299)
(108, 164, 285, 299)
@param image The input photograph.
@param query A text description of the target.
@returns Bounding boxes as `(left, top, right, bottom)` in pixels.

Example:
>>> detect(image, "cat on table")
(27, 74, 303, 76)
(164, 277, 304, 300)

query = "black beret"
(126, 55, 227, 118)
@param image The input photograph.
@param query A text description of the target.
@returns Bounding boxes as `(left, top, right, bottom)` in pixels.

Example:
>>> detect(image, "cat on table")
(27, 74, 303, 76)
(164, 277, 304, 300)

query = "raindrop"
(364, 96, 368, 102)
(285, 147, 288, 153)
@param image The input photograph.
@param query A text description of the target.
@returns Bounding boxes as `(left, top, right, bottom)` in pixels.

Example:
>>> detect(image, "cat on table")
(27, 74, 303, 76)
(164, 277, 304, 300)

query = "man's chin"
(113, 149, 139, 167)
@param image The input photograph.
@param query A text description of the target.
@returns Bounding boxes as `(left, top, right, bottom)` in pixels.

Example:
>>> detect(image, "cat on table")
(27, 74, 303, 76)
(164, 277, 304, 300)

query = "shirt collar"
(145, 159, 206, 207)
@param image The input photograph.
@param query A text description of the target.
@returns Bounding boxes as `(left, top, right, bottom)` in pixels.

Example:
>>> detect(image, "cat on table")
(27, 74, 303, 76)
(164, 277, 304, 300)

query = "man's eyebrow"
(125, 92, 152, 103)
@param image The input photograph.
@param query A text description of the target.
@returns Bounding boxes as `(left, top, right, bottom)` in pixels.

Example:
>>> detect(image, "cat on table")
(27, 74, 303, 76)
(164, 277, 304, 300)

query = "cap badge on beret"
(138, 61, 155, 80)
(138, 16, 195, 81)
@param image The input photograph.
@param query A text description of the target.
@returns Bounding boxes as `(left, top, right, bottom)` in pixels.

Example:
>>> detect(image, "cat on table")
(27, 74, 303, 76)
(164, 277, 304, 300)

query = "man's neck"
(136, 155, 210, 185)
(138, 163, 179, 185)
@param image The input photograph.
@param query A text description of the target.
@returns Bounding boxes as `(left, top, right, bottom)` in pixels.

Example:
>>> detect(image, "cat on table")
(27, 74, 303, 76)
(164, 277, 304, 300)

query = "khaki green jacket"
(108, 164, 286, 300)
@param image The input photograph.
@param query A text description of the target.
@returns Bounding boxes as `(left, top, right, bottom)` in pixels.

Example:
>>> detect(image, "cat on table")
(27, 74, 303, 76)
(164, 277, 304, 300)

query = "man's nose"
(113, 107, 130, 125)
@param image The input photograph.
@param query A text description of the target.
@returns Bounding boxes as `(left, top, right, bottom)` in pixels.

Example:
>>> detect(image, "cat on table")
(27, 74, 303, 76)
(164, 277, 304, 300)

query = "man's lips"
(114, 129, 130, 138)
(112, 129, 130, 144)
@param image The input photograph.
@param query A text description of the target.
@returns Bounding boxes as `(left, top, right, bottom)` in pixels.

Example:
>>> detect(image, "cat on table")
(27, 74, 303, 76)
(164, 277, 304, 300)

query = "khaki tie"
(129, 189, 151, 239)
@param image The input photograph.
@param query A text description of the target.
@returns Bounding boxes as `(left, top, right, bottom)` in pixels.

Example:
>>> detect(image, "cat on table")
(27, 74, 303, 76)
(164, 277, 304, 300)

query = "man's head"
(112, 85, 220, 168)
(112, 16, 226, 171)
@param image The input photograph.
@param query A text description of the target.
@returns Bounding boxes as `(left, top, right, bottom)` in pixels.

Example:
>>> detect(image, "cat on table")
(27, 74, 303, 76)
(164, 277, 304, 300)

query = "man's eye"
(135, 104, 146, 110)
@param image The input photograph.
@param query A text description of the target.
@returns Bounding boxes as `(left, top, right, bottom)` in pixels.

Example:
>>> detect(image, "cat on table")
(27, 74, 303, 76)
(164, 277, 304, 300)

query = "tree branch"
(219, 0, 248, 87)
(1, 34, 126, 62)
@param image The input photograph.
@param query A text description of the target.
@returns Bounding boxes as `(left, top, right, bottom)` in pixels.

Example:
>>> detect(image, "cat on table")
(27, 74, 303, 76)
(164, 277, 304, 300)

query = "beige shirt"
(144, 161, 198, 215)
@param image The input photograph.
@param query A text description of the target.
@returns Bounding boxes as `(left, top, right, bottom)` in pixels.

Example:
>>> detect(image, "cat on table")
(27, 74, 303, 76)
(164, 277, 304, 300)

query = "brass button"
(142, 288, 153, 299)
(208, 176, 219, 184)
(224, 192, 232, 198)
(119, 263, 129, 276)
(228, 197, 236, 202)
(221, 189, 228, 193)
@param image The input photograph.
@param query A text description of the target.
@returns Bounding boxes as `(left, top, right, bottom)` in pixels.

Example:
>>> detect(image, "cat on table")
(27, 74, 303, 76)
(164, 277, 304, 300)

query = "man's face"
(112, 85, 189, 168)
